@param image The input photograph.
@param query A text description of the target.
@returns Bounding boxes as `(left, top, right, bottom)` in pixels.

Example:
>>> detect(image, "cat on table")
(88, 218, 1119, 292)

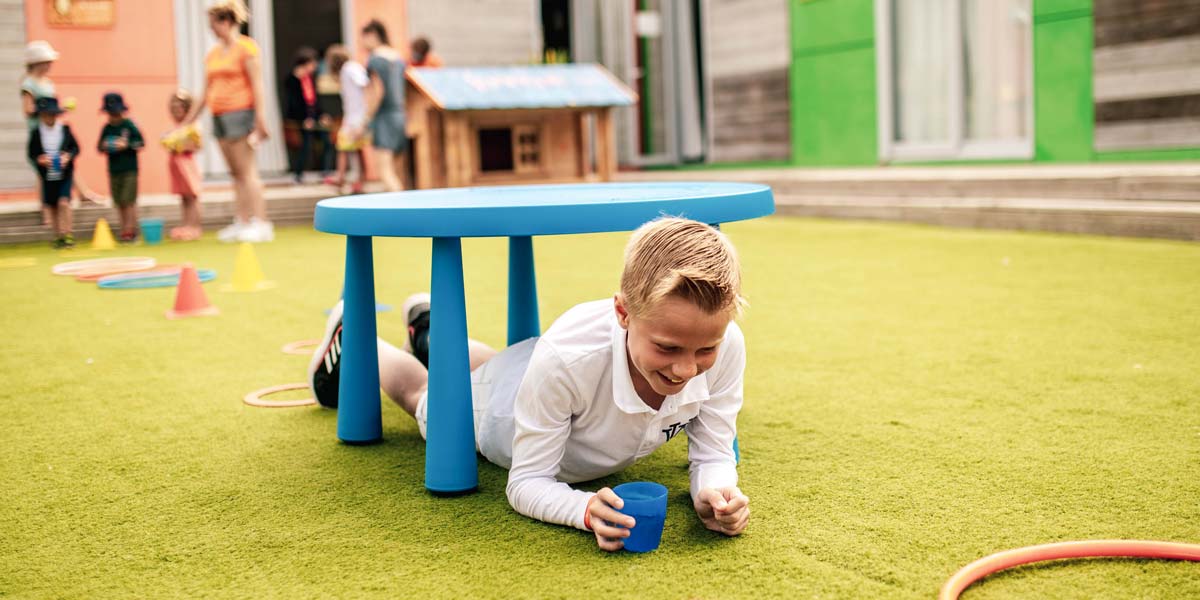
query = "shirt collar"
(610, 318, 710, 415)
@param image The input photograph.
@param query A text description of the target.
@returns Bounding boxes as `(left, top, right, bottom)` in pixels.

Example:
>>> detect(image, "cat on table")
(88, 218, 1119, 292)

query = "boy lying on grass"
(309, 217, 750, 550)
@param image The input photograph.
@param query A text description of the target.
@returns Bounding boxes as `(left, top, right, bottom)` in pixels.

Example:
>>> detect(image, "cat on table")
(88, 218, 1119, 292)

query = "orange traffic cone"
(166, 263, 219, 319)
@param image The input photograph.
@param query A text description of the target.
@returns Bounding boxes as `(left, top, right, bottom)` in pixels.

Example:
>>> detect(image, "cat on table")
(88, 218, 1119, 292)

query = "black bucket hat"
(35, 96, 64, 115)
(101, 92, 129, 114)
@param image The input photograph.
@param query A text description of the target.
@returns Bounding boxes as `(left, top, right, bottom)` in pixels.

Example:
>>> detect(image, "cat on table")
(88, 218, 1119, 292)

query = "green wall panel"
(1034, 15, 1094, 161)
(1034, 0, 1092, 18)
(791, 0, 875, 52)
(791, 45, 878, 165)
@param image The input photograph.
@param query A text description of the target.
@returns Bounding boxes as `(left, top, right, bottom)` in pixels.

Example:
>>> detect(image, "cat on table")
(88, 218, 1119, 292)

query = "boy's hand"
(694, 487, 749, 536)
(60, 152, 72, 165)
(112, 137, 129, 150)
(36, 154, 50, 167)
(586, 487, 634, 552)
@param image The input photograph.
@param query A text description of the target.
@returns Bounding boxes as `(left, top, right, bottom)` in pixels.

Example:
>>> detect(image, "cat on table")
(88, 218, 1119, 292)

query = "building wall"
(704, 0, 791, 162)
(405, 0, 540, 66)
(24, 1, 180, 195)
(786, 0, 1200, 167)
(0, 0, 32, 189)
(351, 0, 407, 61)
(1091, 0, 1200, 161)
(1033, 0, 1094, 161)
(788, 0, 876, 165)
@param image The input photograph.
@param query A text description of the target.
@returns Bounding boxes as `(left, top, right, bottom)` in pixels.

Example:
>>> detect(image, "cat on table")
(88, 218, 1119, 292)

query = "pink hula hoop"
(941, 540, 1200, 600)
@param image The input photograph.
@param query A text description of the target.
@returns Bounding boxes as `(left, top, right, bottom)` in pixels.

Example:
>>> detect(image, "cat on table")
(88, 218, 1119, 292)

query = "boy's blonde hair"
(620, 217, 745, 318)
(208, 0, 248, 24)
(170, 89, 194, 113)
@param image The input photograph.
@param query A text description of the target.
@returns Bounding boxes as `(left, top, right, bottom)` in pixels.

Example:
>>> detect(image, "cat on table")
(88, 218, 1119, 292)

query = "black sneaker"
(308, 301, 344, 409)
(401, 293, 431, 368)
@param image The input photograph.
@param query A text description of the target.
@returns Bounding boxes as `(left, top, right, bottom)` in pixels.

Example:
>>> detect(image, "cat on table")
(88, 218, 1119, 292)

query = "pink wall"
(25, 1, 180, 196)
(352, 0, 409, 181)
(352, 0, 409, 61)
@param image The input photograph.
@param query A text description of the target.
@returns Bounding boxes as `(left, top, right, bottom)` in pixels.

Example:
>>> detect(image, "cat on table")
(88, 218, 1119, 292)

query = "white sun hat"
(25, 40, 60, 65)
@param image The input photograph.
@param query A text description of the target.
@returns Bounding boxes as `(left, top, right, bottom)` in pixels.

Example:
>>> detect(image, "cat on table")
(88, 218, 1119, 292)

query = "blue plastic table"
(314, 182, 774, 494)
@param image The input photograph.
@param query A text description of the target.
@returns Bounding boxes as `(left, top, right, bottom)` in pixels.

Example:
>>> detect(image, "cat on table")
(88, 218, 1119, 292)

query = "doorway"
(172, 0, 288, 177)
(272, 0, 343, 177)
(573, 0, 705, 166)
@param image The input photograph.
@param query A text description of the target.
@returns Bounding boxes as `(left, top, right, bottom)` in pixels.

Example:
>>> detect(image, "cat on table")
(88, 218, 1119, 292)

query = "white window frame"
(874, 0, 1035, 162)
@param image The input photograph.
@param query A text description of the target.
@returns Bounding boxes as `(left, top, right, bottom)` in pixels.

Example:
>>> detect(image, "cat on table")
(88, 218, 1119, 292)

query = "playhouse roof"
(407, 64, 637, 111)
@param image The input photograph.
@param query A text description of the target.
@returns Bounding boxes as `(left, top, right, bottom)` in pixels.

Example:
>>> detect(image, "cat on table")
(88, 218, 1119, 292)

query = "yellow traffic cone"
(222, 242, 276, 292)
(91, 218, 116, 250)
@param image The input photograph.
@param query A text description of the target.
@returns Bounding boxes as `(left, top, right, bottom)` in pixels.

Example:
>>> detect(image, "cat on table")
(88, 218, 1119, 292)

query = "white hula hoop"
(52, 257, 156, 277)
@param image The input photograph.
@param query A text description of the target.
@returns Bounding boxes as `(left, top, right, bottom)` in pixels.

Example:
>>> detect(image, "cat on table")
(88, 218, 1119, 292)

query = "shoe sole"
(400, 292, 431, 353)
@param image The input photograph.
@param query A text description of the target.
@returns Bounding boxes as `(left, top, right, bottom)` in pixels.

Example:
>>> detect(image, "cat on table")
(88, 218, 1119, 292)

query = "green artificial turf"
(1, 218, 1198, 599)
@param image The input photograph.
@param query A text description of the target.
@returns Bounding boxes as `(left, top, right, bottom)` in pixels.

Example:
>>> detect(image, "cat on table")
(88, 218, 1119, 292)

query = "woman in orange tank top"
(181, 0, 273, 243)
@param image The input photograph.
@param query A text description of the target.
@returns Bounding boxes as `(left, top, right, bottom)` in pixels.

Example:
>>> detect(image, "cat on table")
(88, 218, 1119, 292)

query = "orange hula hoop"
(941, 540, 1200, 600)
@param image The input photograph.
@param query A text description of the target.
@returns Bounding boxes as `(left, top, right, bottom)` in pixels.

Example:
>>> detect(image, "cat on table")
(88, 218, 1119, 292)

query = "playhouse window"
(479, 125, 542, 174)
(479, 128, 515, 172)
(514, 125, 541, 173)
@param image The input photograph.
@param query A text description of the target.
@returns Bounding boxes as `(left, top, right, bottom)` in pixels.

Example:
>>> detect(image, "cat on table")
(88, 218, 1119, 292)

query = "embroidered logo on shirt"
(662, 421, 686, 442)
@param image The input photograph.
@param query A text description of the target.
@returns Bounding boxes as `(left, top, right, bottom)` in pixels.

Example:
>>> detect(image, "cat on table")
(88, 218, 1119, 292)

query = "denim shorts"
(213, 109, 255, 140)
(370, 110, 408, 153)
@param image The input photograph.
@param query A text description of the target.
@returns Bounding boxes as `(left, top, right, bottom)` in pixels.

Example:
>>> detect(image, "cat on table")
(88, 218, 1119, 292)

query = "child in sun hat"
(98, 92, 145, 243)
(27, 97, 79, 248)
(162, 89, 204, 240)
(20, 40, 105, 223)
(308, 217, 752, 551)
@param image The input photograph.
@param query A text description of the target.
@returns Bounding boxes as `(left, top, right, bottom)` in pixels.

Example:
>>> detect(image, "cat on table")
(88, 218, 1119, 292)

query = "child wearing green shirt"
(98, 92, 144, 242)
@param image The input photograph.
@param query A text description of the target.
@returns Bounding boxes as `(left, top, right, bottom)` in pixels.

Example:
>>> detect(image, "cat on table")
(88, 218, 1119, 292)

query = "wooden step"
(618, 164, 1200, 241)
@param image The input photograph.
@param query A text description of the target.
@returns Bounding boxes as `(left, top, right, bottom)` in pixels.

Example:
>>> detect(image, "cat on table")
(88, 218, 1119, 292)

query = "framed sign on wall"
(47, 0, 115, 28)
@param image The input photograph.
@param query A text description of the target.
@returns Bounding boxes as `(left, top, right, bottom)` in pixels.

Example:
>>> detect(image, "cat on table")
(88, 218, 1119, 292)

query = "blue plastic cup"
(613, 481, 668, 553)
(140, 217, 164, 245)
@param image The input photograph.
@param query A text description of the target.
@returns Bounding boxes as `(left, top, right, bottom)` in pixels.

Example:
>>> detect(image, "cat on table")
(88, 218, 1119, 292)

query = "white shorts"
(414, 337, 538, 468)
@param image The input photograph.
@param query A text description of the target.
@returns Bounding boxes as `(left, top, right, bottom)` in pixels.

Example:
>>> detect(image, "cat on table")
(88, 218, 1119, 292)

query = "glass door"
(580, 0, 703, 166)
(877, 0, 1033, 161)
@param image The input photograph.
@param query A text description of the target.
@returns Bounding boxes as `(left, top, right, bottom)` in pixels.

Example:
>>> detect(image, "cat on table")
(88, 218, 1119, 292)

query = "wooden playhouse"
(404, 64, 636, 189)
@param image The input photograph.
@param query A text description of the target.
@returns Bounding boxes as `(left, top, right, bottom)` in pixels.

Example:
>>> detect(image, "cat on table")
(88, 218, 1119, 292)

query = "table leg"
(507, 236, 541, 346)
(710, 222, 740, 462)
(338, 235, 383, 444)
(425, 237, 478, 494)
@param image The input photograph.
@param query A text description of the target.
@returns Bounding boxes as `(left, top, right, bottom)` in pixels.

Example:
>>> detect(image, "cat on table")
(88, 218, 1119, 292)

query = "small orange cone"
(91, 218, 116, 250)
(166, 263, 219, 319)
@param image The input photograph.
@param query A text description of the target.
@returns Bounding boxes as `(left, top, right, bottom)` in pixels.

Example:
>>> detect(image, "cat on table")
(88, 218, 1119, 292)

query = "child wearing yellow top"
(162, 90, 203, 240)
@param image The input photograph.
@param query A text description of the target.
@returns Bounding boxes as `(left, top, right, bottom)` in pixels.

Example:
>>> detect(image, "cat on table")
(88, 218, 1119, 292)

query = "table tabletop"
(314, 182, 775, 238)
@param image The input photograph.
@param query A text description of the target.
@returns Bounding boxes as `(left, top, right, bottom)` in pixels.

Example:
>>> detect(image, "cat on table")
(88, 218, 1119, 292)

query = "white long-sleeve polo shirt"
(504, 299, 744, 530)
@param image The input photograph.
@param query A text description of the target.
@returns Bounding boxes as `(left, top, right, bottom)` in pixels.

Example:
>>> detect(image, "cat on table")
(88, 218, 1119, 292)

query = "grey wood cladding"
(1093, 0, 1200, 151)
(703, 0, 791, 162)
(0, 0, 32, 190)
